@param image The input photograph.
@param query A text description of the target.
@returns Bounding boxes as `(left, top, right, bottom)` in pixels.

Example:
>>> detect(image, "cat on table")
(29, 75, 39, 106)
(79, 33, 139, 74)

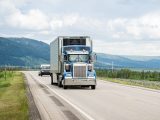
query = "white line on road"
(30, 73, 95, 120)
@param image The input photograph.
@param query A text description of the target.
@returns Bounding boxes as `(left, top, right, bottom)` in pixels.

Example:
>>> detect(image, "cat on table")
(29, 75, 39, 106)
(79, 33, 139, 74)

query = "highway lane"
(28, 71, 160, 120)
(24, 71, 87, 120)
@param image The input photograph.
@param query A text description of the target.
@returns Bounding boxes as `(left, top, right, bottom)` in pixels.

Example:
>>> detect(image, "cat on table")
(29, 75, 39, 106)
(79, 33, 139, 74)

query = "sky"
(0, 0, 160, 56)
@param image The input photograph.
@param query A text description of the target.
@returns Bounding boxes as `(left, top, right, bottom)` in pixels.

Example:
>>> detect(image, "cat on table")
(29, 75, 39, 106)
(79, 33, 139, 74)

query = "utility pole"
(5, 65, 6, 80)
(111, 61, 114, 73)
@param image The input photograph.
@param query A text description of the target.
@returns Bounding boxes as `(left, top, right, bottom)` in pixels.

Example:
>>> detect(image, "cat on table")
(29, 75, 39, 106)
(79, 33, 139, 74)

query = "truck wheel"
(58, 81, 62, 87)
(51, 74, 54, 85)
(91, 85, 96, 89)
(63, 85, 67, 89)
(57, 75, 62, 87)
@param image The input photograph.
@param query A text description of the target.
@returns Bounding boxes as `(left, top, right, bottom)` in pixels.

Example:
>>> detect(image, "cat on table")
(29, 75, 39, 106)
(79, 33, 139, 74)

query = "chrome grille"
(73, 65, 87, 78)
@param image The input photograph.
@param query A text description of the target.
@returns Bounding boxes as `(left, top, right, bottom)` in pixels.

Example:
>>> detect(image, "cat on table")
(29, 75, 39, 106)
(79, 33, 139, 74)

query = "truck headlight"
(65, 64, 71, 72)
(66, 73, 72, 77)
(88, 64, 93, 71)
(88, 72, 95, 77)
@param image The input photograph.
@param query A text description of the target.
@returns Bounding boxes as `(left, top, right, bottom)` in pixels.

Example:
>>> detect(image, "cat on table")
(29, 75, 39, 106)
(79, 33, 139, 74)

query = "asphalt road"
(25, 71, 160, 120)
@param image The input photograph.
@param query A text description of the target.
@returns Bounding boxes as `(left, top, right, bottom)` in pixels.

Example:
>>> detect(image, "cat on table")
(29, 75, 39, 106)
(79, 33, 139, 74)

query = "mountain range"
(0, 37, 49, 66)
(0, 37, 160, 69)
(96, 53, 160, 69)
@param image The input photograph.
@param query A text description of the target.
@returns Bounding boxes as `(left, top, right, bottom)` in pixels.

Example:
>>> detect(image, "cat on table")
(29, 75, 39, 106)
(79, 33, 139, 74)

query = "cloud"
(106, 11, 160, 40)
(50, 14, 79, 30)
(49, 11, 160, 41)
(0, 0, 17, 15)
(6, 9, 49, 30)
(94, 40, 160, 56)
(1, 0, 160, 55)
(1, 0, 160, 40)
(0, 0, 49, 30)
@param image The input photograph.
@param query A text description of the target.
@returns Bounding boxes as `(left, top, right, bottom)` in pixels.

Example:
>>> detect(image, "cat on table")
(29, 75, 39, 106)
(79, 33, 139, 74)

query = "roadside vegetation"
(96, 69, 160, 90)
(0, 70, 28, 120)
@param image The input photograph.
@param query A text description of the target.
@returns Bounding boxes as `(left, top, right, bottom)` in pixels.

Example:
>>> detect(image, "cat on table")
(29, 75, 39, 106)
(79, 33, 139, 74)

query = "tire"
(63, 85, 67, 89)
(57, 75, 62, 87)
(91, 85, 96, 89)
(51, 74, 54, 85)
(58, 80, 62, 87)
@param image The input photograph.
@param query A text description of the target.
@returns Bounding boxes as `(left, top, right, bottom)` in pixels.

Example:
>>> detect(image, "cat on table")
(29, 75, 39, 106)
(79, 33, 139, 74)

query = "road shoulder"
(24, 73, 41, 120)
(24, 71, 87, 120)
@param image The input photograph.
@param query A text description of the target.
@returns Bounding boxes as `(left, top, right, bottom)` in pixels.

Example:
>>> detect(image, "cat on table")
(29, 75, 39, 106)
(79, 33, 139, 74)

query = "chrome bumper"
(63, 78, 96, 86)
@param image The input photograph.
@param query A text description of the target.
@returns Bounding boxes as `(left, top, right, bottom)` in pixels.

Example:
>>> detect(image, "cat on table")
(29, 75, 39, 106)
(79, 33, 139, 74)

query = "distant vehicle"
(50, 36, 97, 89)
(39, 64, 51, 76)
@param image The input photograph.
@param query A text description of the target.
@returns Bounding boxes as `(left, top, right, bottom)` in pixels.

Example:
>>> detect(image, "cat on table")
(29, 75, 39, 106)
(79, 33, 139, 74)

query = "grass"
(98, 77, 160, 90)
(0, 71, 28, 120)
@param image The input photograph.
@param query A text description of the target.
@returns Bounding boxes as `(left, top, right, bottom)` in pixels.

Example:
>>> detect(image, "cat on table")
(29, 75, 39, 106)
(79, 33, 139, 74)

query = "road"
(25, 71, 160, 120)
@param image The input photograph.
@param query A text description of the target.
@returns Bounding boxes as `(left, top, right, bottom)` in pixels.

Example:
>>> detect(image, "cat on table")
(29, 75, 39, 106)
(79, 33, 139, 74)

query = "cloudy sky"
(0, 0, 160, 56)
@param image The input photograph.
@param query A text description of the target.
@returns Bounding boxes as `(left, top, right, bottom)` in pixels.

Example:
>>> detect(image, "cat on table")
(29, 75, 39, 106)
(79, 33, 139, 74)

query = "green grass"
(0, 71, 29, 120)
(98, 77, 160, 90)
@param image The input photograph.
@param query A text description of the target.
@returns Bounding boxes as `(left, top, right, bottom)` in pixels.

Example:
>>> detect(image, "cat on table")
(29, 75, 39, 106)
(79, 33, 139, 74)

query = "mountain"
(122, 55, 160, 61)
(0, 37, 160, 69)
(0, 37, 49, 66)
(96, 53, 160, 69)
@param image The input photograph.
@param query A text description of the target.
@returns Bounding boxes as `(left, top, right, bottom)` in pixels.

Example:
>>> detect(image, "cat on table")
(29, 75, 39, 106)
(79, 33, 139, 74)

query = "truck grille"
(73, 65, 87, 78)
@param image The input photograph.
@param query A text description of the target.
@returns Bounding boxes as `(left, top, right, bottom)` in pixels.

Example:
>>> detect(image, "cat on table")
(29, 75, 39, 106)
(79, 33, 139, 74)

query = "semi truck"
(50, 36, 96, 89)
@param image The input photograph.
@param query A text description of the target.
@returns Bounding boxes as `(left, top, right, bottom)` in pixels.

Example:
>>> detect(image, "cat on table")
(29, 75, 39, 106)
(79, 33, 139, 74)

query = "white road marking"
(30, 73, 95, 120)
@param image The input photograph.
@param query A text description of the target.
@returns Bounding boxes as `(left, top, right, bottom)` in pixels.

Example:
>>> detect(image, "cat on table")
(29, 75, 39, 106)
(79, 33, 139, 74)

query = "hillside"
(0, 37, 160, 69)
(0, 37, 49, 66)
(97, 53, 160, 69)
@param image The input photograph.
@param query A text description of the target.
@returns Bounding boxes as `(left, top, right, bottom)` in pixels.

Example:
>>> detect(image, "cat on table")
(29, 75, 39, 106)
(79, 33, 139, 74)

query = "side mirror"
(94, 53, 97, 61)
(63, 54, 68, 62)
(90, 53, 97, 62)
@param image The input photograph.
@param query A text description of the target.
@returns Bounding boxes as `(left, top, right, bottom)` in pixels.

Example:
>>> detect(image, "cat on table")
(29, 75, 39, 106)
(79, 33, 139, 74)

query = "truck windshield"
(69, 55, 89, 62)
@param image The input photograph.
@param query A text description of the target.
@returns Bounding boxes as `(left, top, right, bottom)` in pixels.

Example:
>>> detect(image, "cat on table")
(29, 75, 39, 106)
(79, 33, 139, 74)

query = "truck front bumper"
(63, 78, 96, 86)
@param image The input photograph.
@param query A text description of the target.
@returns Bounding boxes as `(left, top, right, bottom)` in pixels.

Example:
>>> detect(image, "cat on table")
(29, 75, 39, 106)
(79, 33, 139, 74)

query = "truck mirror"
(63, 55, 68, 62)
(94, 53, 97, 62)
(93, 53, 97, 62)
(90, 53, 97, 62)
(60, 54, 67, 62)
